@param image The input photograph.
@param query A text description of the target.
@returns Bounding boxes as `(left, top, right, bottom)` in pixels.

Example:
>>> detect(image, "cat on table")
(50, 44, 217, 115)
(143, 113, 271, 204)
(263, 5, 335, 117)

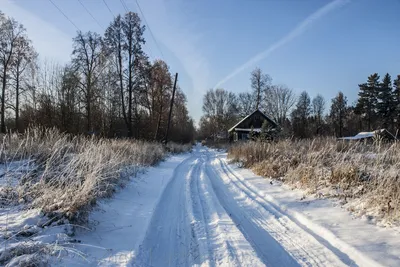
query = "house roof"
(338, 129, 397, 140)
(235, 128, 262, 132)
(228, 109, 277, 132)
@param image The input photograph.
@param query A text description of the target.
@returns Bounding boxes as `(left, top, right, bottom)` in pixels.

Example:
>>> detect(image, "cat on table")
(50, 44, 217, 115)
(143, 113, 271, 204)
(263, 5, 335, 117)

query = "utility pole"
(164, 72, 178, 144)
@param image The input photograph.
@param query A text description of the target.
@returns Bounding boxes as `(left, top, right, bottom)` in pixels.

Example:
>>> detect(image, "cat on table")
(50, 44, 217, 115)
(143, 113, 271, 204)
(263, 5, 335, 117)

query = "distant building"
(228, 109, 278, 142)
(338, 129, 397, 142)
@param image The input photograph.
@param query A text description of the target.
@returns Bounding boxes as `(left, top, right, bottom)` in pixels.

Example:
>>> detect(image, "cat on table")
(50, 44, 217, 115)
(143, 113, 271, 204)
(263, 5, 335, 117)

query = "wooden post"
(164, 73, 178, 144)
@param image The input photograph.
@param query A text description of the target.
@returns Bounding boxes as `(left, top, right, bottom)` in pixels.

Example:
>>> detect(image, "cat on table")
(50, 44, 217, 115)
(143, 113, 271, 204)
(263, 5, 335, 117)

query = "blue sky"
(2, 0, 400, 123)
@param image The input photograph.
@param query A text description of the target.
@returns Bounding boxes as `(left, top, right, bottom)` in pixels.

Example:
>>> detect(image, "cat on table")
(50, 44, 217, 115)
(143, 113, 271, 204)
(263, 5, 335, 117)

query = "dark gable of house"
(228, 110, 278, 141)
(234, 110, 274, 129)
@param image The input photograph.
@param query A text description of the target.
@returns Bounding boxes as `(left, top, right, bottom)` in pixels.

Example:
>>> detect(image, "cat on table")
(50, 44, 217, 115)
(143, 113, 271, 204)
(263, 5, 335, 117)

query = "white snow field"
(67, 144, 400, 267)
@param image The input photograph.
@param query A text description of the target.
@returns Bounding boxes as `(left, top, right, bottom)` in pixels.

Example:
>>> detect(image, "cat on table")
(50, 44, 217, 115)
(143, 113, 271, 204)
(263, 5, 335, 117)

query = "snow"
(56, 145, 400, 266)
(61, 153, 192, 266)
(339, 129, 395, 140)
(0, 205, 75, 266)
(0, 160, 36, 187)
(0, 160, 83, 266)
(234, 128, 262, 132)
(226, 155, 400, 267)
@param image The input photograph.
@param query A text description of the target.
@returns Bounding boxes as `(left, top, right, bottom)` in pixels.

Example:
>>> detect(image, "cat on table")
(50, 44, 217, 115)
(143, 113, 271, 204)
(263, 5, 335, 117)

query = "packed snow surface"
(66, 145, 400, 266)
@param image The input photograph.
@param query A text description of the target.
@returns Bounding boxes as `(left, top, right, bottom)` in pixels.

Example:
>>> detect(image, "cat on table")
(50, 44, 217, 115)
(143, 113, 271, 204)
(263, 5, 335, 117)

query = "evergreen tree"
(355, 73, 379, 131)
(291, 91, 311, 138)
(249, 125, 255, 141)
(329, 91, 347, 137)
(377, 73, 393, 129)
(259, 120, 269, 141)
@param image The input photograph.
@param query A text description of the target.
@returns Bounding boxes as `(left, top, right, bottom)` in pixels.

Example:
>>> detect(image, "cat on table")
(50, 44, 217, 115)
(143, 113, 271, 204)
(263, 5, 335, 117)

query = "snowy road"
(132, 146, 359, 267)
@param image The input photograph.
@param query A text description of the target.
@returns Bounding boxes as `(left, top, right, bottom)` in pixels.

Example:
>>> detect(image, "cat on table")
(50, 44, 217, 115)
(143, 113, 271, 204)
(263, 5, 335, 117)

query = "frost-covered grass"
(0, 128, 167, 223)
(0, 127, 191, 266)
(228, 138, 400, 224)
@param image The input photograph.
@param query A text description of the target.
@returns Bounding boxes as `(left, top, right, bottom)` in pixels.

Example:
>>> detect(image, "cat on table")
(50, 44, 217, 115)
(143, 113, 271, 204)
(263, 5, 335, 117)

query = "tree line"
(0, 10, 195, 143)
(199, 68, 400, 140)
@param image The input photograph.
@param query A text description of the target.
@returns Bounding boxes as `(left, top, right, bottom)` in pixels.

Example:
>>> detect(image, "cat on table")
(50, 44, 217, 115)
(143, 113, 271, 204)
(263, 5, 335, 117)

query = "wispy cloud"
(214, 0, 350, 89)
(2, 0, 73, 63)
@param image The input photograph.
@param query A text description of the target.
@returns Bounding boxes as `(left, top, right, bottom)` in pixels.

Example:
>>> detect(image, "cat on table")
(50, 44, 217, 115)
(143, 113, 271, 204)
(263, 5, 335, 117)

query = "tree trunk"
(1, 70, 6, 134)
(15, 72, 19, 132)
(118, 46, 128, 133)
(86, 77, 92, 133)
(127, 48, 133, 138)
(154, 105, 162, 141)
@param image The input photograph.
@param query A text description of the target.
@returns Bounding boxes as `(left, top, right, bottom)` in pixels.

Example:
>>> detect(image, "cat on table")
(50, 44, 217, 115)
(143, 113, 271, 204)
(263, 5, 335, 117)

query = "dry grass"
(228, 138, 400, 223)
(201, 140, 230, 150)
(166, 142, 193, 154)
(0, 128, 191, 224)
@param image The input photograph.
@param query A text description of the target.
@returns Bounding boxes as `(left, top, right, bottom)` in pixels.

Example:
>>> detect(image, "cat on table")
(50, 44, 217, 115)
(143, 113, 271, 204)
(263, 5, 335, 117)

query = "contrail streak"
(214, 0, 350, 89)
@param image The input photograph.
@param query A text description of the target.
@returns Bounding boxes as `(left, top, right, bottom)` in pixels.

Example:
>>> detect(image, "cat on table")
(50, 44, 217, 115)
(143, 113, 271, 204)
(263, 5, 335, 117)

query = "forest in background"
(3, 8, 400, 144)
(199, 68, 400, 140)
(0, 10, 195, 143)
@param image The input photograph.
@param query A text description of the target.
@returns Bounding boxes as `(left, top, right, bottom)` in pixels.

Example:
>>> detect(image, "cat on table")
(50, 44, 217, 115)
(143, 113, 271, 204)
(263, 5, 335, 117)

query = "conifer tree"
(377, 73, 393, 129)
(249, 125, 255, 141)
(259, 120, 268, 141)
(329, 91, 347, 137)
(291, 91, 311, 138)
(355, 73, 379, 131)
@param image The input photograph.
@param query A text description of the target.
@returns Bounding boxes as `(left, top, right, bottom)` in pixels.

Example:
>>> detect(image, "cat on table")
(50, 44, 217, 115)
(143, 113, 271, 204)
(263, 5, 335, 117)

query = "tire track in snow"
(204, 153, 300, 267)
(195, 151, 264, 266)
(186, 157, 213, 266)
(207, 150, 351, 267)
(133, 155, 199, 267)
(134, 146, 354, 267)
(134, 147, 266, 267)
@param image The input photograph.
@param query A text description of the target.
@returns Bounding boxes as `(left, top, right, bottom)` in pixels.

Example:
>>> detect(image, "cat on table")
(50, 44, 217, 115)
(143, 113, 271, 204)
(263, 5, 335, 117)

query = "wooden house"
(228, 109, 278, 142)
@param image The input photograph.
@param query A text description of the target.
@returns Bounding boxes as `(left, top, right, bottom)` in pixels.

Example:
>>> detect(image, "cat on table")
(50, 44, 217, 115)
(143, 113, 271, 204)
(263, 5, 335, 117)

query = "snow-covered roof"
(338, 129, 396, 140)
(228, 109, 277, 132)
(234, 128, 262, 133)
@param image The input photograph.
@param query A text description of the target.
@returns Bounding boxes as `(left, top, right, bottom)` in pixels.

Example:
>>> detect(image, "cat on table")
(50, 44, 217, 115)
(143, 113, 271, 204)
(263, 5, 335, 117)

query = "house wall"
(237, 131, 249, 140)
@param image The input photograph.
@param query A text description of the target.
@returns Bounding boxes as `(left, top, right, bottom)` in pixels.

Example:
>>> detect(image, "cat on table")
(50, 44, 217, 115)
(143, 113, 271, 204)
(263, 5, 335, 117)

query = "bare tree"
(263, 84, 296, 124)
(151, 60, 172, 140)
(0, 10, 196, 140)
(312, 94, 325, 135)
(250, 67, 271, 110)
(72, 31, 104, 133)
(0, 13, 26, 133)
(237, 92, 254, 117)
(9, 36, 36, 131)
(57, 65, 80, 133)
(202, 88, 238, 138)
(105, 12, 145, 137)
